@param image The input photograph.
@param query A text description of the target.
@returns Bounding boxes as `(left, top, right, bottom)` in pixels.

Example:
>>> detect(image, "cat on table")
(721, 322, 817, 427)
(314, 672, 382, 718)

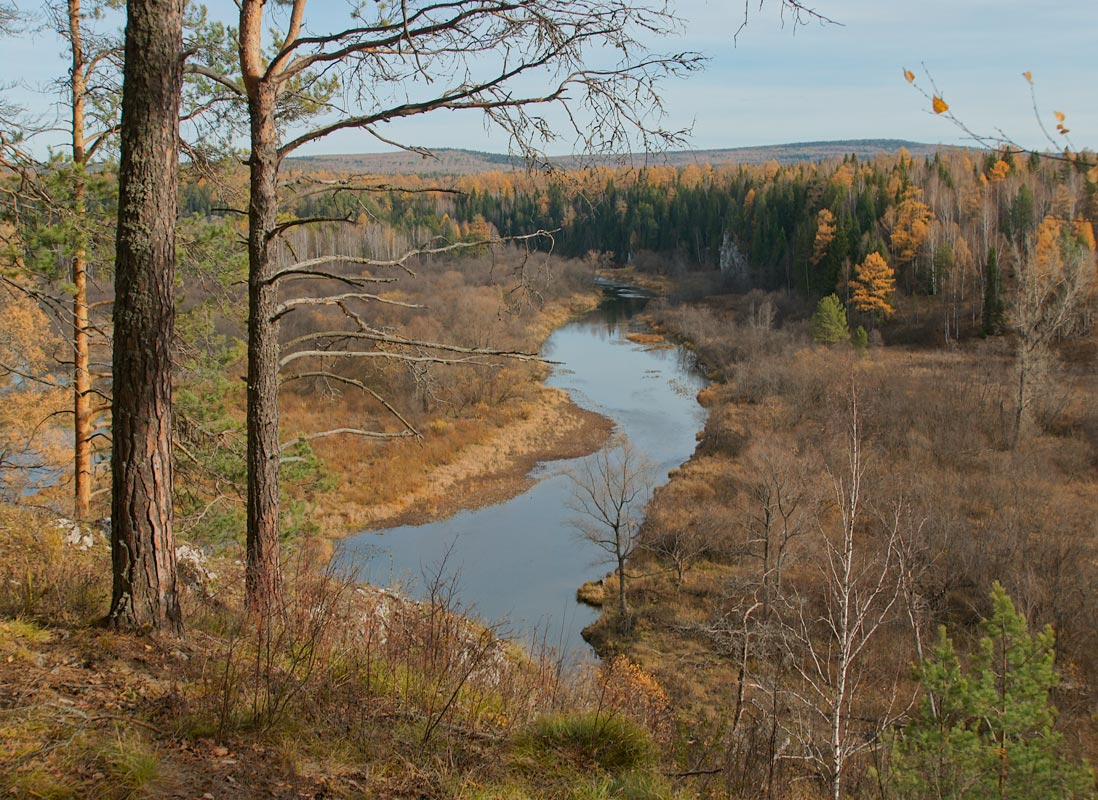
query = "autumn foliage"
(850, 251, 895, 319)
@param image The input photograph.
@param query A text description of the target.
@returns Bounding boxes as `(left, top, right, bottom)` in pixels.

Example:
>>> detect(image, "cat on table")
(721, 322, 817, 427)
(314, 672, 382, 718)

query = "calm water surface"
(335, 289, 708, 661)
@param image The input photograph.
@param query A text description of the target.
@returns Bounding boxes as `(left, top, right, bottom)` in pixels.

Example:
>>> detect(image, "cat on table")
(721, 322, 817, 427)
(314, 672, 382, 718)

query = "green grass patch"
(92, 731, 163, 800)
(516, 712, 656, 774)
(0, 617, 53, 644)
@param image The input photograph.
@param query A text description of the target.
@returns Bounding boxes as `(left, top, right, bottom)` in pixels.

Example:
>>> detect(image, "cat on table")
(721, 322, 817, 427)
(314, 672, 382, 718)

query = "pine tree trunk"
(69, 0, 92, 520)
(107, 0, 183, 634)
(244, 86, 283, 611)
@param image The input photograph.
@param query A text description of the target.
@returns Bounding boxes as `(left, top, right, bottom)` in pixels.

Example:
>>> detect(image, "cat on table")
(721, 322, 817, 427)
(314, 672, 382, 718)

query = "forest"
(2, 0, 1098, 798)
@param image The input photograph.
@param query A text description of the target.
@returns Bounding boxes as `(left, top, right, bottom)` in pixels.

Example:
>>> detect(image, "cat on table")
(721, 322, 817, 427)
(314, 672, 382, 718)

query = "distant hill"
(286, 139, 946, 175)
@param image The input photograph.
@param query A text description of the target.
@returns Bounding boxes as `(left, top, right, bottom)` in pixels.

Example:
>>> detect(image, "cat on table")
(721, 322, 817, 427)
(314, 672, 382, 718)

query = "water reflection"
(335, 287, 707, 662)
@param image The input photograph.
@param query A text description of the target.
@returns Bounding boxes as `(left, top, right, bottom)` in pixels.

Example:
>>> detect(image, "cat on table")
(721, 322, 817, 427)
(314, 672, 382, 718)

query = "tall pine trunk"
(107, 0, 183, 633)
(244, 87, 283, 610)
(68, 0, 93, 520)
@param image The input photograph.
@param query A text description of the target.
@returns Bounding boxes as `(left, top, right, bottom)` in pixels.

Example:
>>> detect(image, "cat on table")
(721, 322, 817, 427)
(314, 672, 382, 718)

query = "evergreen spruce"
(983, 248, 1005, 336)
(891, 583, 1095, 800)
(812, 294, 850, 344)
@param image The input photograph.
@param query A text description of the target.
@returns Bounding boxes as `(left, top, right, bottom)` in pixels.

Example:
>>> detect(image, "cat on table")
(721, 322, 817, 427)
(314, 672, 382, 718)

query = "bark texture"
(107, 0, 183, 633)
(69, 0, 92, 519)
(240, 3, 285, 610)
(244, 87, 284, 610)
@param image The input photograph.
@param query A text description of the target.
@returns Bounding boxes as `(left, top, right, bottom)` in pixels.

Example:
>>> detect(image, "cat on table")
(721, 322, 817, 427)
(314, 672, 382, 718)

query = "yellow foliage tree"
(889, 187, 935, 269)
(1074, 218, 1097, 252)
(833, 163, 855, 189)
(850, 252, 896, 319)
(1008, 215, 1097, 446)
(987, 159, 1011, 182)
(811, 208, 837, 266)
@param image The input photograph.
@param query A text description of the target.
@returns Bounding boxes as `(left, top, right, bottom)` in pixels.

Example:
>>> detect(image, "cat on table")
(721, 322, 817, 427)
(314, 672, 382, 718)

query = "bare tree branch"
(279, 349, 508, 369)
(279, 427, 415, 451)
(281, 370, 420, 436)
(184, 63, 246, 95)
(282, 328, 545, 362)
(267, 215, 355, 242)
(272, 292, 425, 321)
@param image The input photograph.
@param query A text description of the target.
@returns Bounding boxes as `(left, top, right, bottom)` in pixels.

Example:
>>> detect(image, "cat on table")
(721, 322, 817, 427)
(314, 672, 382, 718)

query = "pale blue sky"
(3, 0, 1095, 157)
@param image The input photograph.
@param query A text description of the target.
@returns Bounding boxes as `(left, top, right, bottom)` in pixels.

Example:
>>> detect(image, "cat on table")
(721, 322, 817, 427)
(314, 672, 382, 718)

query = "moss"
(3, 767, 82, 799)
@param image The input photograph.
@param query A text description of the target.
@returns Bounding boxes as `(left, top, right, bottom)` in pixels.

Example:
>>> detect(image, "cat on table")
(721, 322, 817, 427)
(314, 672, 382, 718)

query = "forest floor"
(0, 506, 681, 800)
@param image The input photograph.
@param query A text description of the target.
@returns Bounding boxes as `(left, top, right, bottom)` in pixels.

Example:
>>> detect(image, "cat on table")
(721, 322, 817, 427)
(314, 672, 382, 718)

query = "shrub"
(853, 325, 869, 351)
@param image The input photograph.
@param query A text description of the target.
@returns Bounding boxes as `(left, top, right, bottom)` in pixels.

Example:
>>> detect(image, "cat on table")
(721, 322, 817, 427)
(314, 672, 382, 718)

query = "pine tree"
(108, 0, 184, 633)
(891, 583, 1095, 800)
(812, 294, 850, 344)
(850, 251, 896, 320)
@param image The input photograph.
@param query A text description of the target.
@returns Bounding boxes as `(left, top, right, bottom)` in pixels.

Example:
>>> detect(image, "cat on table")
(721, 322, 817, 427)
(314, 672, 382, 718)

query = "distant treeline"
(179, 146, 1098, 313)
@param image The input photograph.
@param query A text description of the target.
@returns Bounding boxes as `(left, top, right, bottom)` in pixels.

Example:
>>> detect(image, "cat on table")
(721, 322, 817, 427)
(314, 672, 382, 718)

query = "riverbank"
(333, 282, 709, 654)
(298, 289, 614, 539)
(0, 503, 678, 800)
(330, 383, 613, 531)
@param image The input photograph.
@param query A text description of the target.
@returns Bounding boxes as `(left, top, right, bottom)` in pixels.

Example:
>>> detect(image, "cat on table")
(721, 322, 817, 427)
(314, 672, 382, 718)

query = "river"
(335, 284, 708, 662)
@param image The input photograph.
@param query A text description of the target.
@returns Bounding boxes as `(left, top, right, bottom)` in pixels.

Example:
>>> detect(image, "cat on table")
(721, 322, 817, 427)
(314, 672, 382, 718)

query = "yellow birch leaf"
(1055, 111, 1066, 122)
(903, 68, 915, 83)
(1023, 70, 1032, 83)
(932, 96, 949, 114)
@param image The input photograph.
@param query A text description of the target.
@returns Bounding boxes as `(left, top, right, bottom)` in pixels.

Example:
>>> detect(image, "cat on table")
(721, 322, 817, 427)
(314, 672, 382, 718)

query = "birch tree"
(780, 386, 903, 800)
(1008, 216, 1095, 447)
(568, 436, 653, 625)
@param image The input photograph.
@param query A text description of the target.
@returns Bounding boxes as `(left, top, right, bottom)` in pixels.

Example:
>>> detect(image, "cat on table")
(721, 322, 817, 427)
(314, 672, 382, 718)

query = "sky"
(2, 0, 1096, 158)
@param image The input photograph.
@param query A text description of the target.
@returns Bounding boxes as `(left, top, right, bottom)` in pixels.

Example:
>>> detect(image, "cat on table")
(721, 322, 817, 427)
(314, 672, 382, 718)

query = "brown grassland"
(581, 288, 1098, 798)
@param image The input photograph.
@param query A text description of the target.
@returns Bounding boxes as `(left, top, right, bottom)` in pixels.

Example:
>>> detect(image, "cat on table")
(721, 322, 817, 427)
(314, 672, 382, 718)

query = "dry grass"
(0, 501, 684, 799)
(590, 292, 1098, 799)
(624, 332, 667, 346)
(303, 380, 611, 532)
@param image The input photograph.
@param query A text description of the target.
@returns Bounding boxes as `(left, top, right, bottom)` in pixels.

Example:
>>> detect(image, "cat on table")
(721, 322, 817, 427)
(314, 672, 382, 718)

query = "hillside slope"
(286, 139, 942, 175)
